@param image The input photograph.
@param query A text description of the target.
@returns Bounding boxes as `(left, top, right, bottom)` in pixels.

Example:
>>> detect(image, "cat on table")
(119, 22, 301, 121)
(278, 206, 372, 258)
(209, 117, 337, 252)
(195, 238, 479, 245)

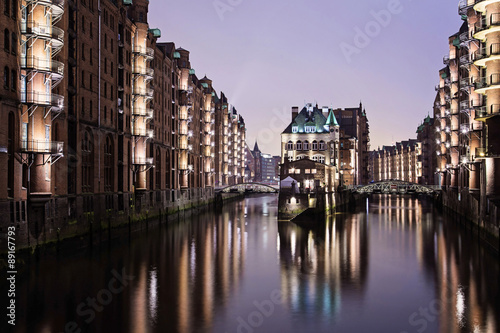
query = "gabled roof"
(282, 105, 331, 134)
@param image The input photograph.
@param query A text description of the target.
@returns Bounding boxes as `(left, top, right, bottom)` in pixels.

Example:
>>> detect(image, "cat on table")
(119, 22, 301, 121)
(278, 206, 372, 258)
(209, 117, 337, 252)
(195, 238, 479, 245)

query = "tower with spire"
(252, 140, 262, 182)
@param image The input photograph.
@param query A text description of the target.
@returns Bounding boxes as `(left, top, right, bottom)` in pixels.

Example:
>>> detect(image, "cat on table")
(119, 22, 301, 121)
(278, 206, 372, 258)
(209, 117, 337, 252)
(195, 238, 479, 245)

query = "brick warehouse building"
(0, 0, 247, 247)
(430, 0, 500, 234)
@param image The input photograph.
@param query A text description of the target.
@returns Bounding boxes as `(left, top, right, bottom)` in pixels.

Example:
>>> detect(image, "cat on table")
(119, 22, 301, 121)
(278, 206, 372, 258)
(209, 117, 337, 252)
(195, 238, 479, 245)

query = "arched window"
(312, 140, 318, 151)
(296, 140, 302, 151)
(82, 130, 94, 193)
(104, 135, 114, 192)
(303, 141, 310, 150)
(319, 141, 326, 150)
(287, 141, 293, 150)
(4, 29, 9, 52)
(155, 148, 161, 189)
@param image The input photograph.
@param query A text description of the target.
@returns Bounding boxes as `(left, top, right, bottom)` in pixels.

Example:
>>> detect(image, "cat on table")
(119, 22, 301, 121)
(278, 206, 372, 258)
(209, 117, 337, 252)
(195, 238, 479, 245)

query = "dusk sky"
(149, 0, 462, 156)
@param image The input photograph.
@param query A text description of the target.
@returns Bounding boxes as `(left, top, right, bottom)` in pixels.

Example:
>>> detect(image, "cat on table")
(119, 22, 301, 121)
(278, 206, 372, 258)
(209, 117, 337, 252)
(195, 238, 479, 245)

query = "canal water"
(3, 194, 499, 333)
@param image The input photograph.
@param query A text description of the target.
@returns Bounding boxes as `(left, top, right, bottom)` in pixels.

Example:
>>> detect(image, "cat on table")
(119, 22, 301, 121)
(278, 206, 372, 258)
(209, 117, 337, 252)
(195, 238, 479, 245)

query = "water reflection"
(4, 195, 499, 333)
(277, 195, 499, 332)
(278, 214, 368, 320)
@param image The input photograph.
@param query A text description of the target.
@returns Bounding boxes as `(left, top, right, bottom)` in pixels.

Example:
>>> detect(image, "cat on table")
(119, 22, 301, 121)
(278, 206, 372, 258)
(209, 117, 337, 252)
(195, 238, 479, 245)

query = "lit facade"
(416, 115, 437, 185)
(371, 140, 422, 183)
(0, 0, 247, 239)
(281, 103, 341, 167)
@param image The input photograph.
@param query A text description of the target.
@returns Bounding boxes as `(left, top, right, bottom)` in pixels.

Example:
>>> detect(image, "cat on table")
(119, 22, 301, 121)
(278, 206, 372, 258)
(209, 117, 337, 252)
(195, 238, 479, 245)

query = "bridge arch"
(218, 183, 279, 194)
(353, 181, 440, 195)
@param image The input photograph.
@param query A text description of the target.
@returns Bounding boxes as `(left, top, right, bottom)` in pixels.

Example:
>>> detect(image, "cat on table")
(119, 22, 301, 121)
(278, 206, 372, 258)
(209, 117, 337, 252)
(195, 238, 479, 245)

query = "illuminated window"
(312, 141, 318, 150)
(287, 141, 293, 150)
(292, 126, 298, 133)
(303, 141, 310, 150)
(296, 141, 302, 150)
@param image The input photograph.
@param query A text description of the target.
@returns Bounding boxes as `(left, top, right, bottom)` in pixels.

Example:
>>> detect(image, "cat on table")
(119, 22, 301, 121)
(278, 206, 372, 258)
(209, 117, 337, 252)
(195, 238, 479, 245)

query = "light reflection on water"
(5, 194, 499, 333)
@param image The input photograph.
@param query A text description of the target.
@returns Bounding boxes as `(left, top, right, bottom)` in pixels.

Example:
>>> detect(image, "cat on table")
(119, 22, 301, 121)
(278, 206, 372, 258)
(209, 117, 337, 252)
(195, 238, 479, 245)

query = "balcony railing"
(133, 157, 154, 165)
(27, 0, 65, 9)
(460, 54, 472, 65)
(20, 140, 63, 155)
(473, 13, 500, 37)
(460, 100, 471, 110)
(459, 31, 471, 43)
(132, 108, 153, 118)
(132, 66, 154, 78)
(132, 128, 154, 137)
(472, 43, 500, 65)
(21, 90, 64, 108)
(133, 46, 154, 58)
(475, 104, 500, 120)
(21, 56, 64, 76)
(459, 0, 474, 15)
(473, 73, 500, 90)
(26, 0, 65, 21)
(132, 88, 154, 97)
(20, 21, 64, 44)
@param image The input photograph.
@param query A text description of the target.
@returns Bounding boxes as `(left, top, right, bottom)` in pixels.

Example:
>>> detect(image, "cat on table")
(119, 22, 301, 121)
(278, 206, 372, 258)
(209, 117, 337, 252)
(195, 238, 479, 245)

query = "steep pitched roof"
(282, 105, 330, 134)
(326, 110, 339, 126)
(253, 141, 260, 153)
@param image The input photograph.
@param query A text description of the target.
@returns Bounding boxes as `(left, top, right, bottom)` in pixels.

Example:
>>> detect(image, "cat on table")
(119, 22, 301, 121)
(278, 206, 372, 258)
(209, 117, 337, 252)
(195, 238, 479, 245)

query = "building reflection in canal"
(277, 195, 498, 332)
(6, 194, 499, 333)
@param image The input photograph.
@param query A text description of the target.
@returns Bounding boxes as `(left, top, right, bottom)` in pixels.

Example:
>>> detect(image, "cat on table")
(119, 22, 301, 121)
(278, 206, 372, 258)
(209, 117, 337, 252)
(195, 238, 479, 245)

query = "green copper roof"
(189, 68, 195, 75)
(325, 110, 339, 126)
(201, 83, 208, 88)
(173, 51, 180, 59)
(149, 28, 161, 38)
(282, 105, 331, 134)
(123, 0, 132, 5)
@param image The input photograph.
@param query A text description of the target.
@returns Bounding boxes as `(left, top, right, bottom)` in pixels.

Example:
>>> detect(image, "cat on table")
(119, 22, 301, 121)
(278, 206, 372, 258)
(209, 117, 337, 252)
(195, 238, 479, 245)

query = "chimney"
(292, 106, 299, 121)
(322, 106, 329, 118)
